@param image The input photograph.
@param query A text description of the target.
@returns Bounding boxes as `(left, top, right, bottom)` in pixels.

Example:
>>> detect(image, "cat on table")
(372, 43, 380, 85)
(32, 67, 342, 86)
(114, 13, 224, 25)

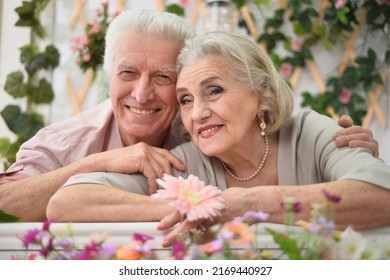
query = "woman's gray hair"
(103, 9, 194, 76)
(176, 32, 294, 133)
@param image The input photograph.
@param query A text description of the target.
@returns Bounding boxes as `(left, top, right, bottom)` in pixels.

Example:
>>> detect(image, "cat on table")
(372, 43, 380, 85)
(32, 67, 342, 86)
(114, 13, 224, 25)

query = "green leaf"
(373, 73, 383, 85)
(4, 71, 28, 98)
(25, 53, 47, 75)
(19, 44, 40, 64)
(363, 80, 373, 93)
(4, 139, 24, 166)
(367, 48, 377, 62)
(0, 209, 23, 223)
(14, 1, 35, 23)
(31, 79, 54, 103)
(385, 50, 390, 65)
(266, 228, 302, 259)
(164, 4, 185, 17)
(301, 49, 313, 59)
(232, 0, 246, 9)
(301, 91, 315, 107)
(341, 66, 359, 88)
(298, 16, 312, 33)
(1, 105, 22, 132)
(306, 7, 318, 18)
(293, 21, 306, 35)
(366, 3, 381, 24)
(12, 112, 45, 140)
(14, 0, 49, 38)
(253, 0, 269, 5)
(34, 0, 51, 14)
(272, 32, 287, 42)
(44, 45, 60, 68)
(270, 53, 282, 68)
(0, 137, 11, 158)
(320, 37, 333, 50)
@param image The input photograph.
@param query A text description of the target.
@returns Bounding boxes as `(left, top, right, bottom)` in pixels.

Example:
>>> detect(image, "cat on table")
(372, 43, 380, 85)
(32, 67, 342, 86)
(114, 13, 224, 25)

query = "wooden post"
(69, 0, 87, 30)
(66, 68, 94, 116)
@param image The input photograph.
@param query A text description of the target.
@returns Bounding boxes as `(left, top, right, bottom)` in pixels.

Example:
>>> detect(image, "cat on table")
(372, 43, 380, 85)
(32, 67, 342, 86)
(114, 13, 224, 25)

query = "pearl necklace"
(221, 134, 269, 182)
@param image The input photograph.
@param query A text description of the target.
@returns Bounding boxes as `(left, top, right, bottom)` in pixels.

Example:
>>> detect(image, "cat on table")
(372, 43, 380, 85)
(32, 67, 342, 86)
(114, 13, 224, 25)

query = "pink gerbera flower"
(152, 174, 225, 222)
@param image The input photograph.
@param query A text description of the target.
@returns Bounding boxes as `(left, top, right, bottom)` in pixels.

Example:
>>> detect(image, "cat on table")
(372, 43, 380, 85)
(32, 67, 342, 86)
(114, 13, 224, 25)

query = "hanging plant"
(0, 0, 60, 169)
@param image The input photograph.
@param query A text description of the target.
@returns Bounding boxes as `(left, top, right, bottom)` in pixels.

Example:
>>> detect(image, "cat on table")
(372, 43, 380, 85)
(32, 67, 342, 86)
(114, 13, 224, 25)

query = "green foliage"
(301, 47, 385, 125)
(266, 228, 302, 259)
(14, 0, 51, 38)
(1, 0, 59, 169)
(165, 4, 185, 17)
(250, 0, 389, 125)
(0, 210, 23, 223)
(364, 0, 390, 31)
(258, 9, 287, 52)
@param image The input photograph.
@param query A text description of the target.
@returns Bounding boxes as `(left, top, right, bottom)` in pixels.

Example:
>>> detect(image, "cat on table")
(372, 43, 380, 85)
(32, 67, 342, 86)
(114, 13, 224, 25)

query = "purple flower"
(323, 190, 341, 204)
(42, 219, 53, 231)
(280, 199, 302, 213)
(74, 243, 100, 260)
(39, 236, 55, 258)
(133, 233, 154, 243)
(243, 211, 269, 222)
(19, 228, 45, 248)
(98, 243, 117, 259)
(234, 211, 269, 224)
(172, 241, 186, 260)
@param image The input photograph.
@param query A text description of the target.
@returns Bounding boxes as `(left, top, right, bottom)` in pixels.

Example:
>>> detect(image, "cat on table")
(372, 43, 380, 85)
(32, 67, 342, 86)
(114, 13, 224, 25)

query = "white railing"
(1, 222, 389, 260)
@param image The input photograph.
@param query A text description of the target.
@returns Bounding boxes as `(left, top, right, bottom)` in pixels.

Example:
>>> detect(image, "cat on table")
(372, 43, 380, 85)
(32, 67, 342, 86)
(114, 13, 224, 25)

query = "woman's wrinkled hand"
(157, 187, 248, 247)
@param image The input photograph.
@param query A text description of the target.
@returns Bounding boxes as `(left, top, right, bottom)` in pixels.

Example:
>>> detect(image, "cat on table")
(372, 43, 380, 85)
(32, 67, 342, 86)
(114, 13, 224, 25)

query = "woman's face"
(176, 55, 261, 158)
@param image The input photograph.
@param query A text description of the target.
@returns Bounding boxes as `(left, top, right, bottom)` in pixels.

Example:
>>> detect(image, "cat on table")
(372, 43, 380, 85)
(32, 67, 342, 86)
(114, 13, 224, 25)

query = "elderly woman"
(47, 32, 390, 247)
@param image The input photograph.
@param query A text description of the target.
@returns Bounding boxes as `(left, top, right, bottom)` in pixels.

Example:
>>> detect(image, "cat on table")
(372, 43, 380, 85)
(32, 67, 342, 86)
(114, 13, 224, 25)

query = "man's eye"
(154, 74, 176, 85)
(119, 71, 136, 79)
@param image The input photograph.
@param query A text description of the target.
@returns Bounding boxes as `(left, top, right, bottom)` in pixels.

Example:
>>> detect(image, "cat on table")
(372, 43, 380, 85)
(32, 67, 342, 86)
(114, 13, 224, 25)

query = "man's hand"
(333, 115, 379, 158)
(85, 143, 186, 194)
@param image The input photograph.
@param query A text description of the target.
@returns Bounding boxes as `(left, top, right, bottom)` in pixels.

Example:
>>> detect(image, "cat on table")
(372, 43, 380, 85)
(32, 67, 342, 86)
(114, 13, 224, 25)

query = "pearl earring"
(260, 116, 266, 137)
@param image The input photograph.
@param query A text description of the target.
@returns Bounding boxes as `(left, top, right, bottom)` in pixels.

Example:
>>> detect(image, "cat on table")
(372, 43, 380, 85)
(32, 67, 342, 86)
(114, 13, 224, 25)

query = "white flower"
(337, 227, 367, 259)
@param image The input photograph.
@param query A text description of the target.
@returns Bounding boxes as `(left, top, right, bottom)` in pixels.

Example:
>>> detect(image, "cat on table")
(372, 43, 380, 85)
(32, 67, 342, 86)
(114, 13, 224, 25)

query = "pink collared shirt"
(0, 99, 184, 184)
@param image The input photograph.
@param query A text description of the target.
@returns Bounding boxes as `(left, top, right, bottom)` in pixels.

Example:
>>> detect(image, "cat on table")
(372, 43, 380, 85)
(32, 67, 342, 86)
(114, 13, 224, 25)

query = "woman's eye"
(209, 86, 224, 96)
(178, 95, 192, 105)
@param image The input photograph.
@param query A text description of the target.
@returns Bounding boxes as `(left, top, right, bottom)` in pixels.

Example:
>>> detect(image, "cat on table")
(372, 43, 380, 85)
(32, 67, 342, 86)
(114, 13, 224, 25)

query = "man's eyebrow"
(118, 60, 135, 69)
(156, 67, 176, 73)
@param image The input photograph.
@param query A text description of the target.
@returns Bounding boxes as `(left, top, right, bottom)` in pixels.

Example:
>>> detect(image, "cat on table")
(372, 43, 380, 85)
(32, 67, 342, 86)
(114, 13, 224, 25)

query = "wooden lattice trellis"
(66, 0, 127, 116)
(66, 0, 388, 127)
